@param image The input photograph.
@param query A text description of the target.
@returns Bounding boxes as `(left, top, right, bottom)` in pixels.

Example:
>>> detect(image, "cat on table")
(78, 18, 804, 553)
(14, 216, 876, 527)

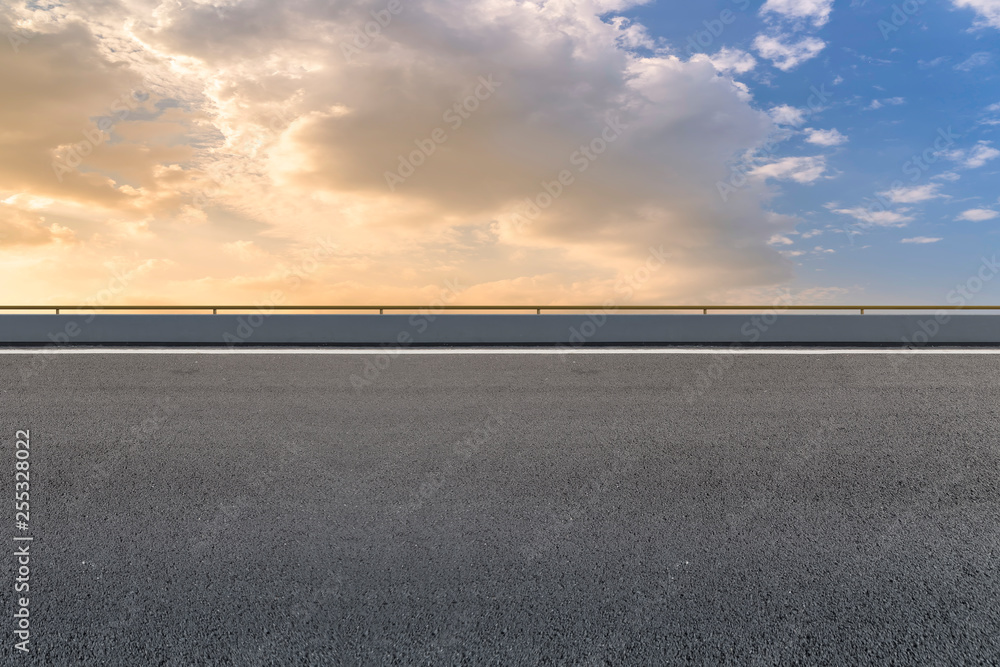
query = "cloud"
(966, 142, 1000, 167)
(0, 0, 801, 304)
(957, 208, 999, 221)
(955, 52, 993, 70)
(879, 184, 943, 204)
(866, 97, 905, 110)
(753, 34, 826, 71)
(0, 204, 75, 247)
(919, 57, 949, 68)
(222, 240, 268, 262)
(751, 156, 828, 183)
(0, 16, 161, 212)
(901, 236, 942, 244)
(831, 206, 913, 227)
(945, 140, 1000, 168)
(952, 0, 1000, 29)
(805, 127, 847, 146)
(705, 48, 757, 75)
(760, 0, 835, 27)
(985, 103, 1000, 126)
(769, 105, 807, 126)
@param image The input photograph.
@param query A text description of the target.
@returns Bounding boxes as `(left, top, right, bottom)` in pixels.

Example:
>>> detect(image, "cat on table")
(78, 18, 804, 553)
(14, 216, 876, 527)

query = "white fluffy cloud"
(805, 128, 847, 146)
(901, 237, 943, 244)
(705, 48, 757, 74)
(769, 105, 808, 126)
(831, 207, 913, 227)
(751, 156, 828, 183)
(760, 0, 835, 27)
(753, 33, 826, 71)
(953, 0, 1000, 29)
(945, 141, 1000, 168)
(879, 184, 943, 204)
(965, 142, 1000, 167)
(957, 208, 999, 221)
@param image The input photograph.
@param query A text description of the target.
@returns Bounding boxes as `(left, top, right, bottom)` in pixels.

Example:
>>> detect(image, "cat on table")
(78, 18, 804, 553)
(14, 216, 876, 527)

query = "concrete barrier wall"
(0, 314, 997, 346)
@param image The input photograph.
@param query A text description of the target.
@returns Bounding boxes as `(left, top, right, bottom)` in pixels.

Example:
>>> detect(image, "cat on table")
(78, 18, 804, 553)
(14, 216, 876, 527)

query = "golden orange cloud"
(0, 0, 838, 307)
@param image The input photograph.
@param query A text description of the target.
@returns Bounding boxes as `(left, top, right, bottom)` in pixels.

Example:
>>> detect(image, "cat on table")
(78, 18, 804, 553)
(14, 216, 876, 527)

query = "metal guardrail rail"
(1, 306, 999, 315)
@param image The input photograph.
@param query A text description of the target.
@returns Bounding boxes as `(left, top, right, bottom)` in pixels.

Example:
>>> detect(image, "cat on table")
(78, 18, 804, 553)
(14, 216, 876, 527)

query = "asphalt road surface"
(2, 350, 1000, 665)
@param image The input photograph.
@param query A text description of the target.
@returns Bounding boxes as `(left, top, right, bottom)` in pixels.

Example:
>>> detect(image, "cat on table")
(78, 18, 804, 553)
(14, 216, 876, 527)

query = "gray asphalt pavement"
(2, 351, 1000, 665)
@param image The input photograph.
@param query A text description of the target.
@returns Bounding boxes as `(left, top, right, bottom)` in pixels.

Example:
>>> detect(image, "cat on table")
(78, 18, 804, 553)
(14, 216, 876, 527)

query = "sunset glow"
(2, 0, 998, 306)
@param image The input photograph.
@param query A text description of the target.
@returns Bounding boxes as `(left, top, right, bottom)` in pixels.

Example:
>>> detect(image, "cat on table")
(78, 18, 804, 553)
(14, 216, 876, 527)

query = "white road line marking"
(0, 347, 999, 355)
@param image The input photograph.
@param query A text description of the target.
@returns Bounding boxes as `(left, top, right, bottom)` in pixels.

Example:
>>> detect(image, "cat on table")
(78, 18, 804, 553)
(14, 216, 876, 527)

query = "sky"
(0, 0, 998, 307)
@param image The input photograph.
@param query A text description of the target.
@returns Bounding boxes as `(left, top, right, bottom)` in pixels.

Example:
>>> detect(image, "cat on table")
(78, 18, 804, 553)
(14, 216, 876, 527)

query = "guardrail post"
(537, 308, 541, 315)
(379, 308, 384, 315)
(703, 308, 708, 315)
(860, 308, 865, 315)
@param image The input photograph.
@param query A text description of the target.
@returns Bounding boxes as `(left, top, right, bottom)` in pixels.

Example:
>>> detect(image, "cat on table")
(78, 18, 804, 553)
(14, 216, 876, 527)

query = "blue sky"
(1, 0, 998, 306)
(628, 0, 1000, 303)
